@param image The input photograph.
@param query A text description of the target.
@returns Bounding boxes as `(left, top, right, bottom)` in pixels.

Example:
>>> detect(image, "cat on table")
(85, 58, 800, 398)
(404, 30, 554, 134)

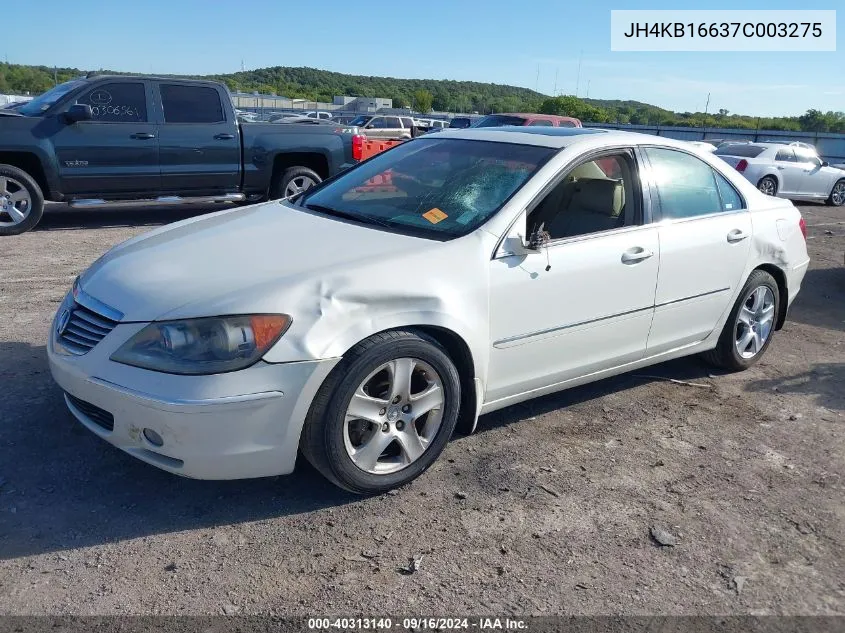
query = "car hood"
(79, 201, 435, 322)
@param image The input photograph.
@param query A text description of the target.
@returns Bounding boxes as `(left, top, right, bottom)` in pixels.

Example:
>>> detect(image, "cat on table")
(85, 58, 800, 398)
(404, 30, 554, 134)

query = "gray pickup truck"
(0, 75, 359, 235)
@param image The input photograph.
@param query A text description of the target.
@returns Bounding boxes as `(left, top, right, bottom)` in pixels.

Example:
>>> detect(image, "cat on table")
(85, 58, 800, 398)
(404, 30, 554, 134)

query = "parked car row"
(714, 141, 845, 206)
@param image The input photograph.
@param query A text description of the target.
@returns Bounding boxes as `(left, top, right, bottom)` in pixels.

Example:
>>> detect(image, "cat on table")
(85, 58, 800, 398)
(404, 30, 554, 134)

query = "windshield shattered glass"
(300, 138, 554, 240)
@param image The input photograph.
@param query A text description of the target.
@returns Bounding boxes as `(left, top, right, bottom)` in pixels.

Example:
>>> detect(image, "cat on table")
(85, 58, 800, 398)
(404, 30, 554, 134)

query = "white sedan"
(48, 128, 810, 493)
(714, 142, 845, 206)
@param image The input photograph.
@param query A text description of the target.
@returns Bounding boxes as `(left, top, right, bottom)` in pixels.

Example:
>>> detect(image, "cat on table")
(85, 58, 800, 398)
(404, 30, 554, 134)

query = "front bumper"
(47, 307, 339, 480)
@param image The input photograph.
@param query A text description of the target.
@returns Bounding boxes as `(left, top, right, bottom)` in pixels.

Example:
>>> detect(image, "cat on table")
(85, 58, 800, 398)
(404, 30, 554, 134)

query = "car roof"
(434, 127, 700, 150)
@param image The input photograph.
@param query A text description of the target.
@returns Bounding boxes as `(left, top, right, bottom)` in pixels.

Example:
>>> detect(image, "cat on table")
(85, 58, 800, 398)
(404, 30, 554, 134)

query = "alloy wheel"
(758, 178, 775, 196)
(0, 176, 32, 228)
(343, 357, 445, 475)
(285, 175, 317, 198)
(831, 182, 845, 206)
(734, 286, 775, 359)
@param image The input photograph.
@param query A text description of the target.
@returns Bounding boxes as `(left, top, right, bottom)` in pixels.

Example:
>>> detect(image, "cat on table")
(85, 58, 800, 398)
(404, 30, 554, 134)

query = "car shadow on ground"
(35, 203, 226, 231)
(0, 341, 357, 561)
(744, 362, 845, 412)
(0, 338, 719, 560)
(783, 266, 845, 332)
(473, 355, 718, 434)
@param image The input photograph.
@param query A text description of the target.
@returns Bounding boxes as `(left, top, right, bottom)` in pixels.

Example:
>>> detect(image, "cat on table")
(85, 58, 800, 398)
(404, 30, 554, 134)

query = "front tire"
(300, 330, 461, 494)
(702, 270, 780, 371)
(826, 179, 845, 206)
(0, 164, 44, 236)
(269, 166, 322, 200)
(757, 176, 778, 197)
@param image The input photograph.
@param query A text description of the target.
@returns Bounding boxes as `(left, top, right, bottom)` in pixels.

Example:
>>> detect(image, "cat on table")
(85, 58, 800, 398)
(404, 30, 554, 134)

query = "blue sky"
(5, 0, 843, 117)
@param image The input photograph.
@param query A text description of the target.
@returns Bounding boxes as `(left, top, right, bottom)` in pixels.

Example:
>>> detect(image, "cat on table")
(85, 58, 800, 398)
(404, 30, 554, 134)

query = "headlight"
(110, 314, 291, 375)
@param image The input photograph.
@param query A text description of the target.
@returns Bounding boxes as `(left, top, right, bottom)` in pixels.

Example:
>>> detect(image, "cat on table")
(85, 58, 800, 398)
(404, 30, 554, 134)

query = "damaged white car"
(48, 128, 810, 493)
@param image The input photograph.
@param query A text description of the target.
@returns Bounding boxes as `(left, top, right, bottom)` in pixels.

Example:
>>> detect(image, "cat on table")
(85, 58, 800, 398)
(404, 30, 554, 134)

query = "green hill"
(1, 62, 843, 132)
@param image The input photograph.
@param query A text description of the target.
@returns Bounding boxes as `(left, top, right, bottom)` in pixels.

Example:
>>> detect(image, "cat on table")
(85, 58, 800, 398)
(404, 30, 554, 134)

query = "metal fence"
(582, 122, 845, 164)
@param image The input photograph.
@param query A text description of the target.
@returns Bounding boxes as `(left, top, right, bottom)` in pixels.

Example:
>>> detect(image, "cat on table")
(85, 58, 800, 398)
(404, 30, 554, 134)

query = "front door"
(641, 147, 753, 354)
(51, 80, 160, 196)
(486, 150, 659, 405)
(155, 82, 241, 194)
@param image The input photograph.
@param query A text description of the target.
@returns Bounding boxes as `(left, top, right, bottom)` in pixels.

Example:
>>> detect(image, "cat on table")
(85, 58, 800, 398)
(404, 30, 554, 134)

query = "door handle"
(727, 229, 749, 243)
(130, 132, 156, 140)
(621, 247, 654, 264)
(776, 166, 785, 170)
(214, 133, 236, 140)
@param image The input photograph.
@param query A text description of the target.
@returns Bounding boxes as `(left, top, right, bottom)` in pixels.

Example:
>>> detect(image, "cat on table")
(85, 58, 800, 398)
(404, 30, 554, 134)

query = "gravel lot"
(0, 202, 842, 616)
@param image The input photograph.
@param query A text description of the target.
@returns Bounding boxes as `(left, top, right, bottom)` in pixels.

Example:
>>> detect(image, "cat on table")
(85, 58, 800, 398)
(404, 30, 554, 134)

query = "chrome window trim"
(639, 145, 749, 221)
(490, 144, 651, 260)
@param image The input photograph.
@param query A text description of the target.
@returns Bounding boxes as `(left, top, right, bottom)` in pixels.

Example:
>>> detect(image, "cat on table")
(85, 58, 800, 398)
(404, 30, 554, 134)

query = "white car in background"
(48, 128, 809, 493)
(714, 142, 845, 206)
(688, 141, 717, 152)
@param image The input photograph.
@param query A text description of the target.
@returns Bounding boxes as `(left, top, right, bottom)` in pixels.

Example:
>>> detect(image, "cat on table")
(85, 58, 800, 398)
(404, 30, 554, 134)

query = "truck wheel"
(0, 164, 44, 236)
(269, 166, 322, 200)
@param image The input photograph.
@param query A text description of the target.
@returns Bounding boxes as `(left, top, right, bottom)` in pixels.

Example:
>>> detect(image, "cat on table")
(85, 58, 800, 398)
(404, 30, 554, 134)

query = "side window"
(401, 117, 414, 129)
(76, 82, 147, 122)
(368, 117, 386, 129)
(384, 117, 402, 128)
(528, 119, 553, 126)
(160, 84, 224, 123)
(714, 172, 745, 211)
(527, 152, 638, 240)
(644, 148, 723, 220)
(559, 121, 578, 128)
(775, 149, 796, 162)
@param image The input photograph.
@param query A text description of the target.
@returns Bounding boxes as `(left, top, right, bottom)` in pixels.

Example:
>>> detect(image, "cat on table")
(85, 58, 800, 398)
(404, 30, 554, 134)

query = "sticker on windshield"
(422, 208, 448, 224)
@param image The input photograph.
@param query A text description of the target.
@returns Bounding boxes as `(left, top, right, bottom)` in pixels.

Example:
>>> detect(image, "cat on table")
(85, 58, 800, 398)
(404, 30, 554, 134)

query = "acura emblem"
(56, 309, 71, 336)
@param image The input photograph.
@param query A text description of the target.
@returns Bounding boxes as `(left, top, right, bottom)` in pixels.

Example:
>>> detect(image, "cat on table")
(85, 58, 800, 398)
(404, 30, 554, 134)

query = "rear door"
(773, 148, 804, 195)
(154, 82, 240, 194)
(51, 80, 160, 196)
(642, 146, 752, 354)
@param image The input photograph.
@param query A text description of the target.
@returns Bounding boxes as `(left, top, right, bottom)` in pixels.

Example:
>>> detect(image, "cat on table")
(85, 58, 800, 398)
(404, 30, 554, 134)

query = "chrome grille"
(57, 300, 120, 355)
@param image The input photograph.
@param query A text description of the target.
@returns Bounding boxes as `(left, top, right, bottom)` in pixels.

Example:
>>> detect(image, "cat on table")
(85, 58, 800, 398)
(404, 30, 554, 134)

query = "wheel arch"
(327, 324, 480, 436)
(757, 173, 780, 194)
(753, 263, 788, 330)
(0, 152, 51, 199)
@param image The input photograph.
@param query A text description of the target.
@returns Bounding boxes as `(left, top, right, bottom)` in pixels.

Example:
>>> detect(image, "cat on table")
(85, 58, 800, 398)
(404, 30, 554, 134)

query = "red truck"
(471, 112, 582, 128)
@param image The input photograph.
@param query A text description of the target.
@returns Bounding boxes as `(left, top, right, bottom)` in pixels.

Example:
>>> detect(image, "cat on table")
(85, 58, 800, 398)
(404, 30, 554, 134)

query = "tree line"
(2, 62, 844, 133)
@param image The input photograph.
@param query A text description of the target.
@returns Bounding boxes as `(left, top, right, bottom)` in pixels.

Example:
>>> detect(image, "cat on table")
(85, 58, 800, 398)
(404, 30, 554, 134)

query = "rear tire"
(826, 178, 845, 206)
(702, 269, 780, 371)
(757, 176, 778, 197)
(269, 166, 322, 200)
(300, 330, 461, 494)
(0, 164, 44, 236)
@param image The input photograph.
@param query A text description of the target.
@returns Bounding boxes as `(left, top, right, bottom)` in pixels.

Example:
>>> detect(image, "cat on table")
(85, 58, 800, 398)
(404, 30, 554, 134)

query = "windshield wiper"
(304, 203, 393, 229)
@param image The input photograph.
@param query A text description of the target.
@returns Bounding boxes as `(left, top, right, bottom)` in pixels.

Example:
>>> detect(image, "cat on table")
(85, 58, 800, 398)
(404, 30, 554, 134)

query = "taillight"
(735, 159, 748, 173)
(799, 216, 807, 240)
(352, 134, 364, 161)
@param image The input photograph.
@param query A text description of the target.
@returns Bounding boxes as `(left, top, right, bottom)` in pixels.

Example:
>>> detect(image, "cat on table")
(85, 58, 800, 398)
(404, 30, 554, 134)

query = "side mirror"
(64, 104, 92, 123)
(821, 161, 830, 167)
(524, 227, 551, 251)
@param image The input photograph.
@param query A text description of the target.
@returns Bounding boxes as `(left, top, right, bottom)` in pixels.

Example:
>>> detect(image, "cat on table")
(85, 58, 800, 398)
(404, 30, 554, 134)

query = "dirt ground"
(0, 202, 842, 616)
